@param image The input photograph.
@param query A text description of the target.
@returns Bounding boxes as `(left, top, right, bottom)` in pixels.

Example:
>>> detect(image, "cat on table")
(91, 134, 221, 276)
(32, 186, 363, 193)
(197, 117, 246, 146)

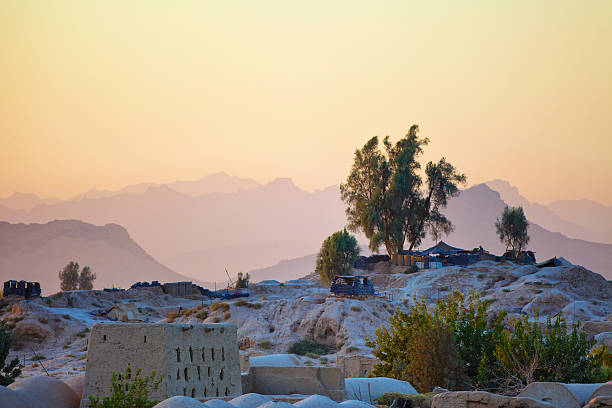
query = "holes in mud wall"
(219, 368, 224, 380)
(103, 335, 107, 342)
(216, 387, 219, 397)
(222, 347, 225, 361)
(211, 348, 215, 361)
(184, 367, 189, 381)
(144, 336, 147, 343)
(183, 388, 186, 396)
(177, 369, 180, 380)
(208, 367, 211, 377)
(202, 348, 206, 361)
(192, 389, 195, 398)
(189, 347, 193, 362)
(176, 348, 181, 362)
(197, 366, 201, 381)
(204, 387, 207, 397)
(225, 387, 230, 397)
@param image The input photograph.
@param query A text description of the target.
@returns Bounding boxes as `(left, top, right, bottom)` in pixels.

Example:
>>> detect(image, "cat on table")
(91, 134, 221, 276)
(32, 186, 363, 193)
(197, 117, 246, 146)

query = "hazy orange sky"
(1, 1, 611, 205)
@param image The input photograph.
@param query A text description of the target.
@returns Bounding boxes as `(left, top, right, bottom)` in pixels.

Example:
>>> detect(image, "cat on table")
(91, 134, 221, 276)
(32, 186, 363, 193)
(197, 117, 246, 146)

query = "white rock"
(8, 375, 80, 408)
(204, 399, 237, 408)
(229, 393, 273, 408)
(259, 401, 296, 408)
(294, 394, 340, 408)
(339, 400, 376, 408)
(153, 396, 206, 408)
(345, 378, 417, 402)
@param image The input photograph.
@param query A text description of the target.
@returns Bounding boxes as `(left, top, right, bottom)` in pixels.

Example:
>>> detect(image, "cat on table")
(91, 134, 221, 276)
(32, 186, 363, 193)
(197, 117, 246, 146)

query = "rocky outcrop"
(5, 376, 80, 408)
(431, 391, 554, 408)
(584, 396, 612, 408)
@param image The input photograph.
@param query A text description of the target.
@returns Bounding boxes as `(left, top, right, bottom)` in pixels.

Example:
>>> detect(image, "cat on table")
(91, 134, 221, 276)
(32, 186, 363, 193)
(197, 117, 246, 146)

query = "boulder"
(294, 395, 340, 408)
(64, 374, 85, 399)
(584, 396, 612, 408)
(583, 322, 612, 338)
(153, 396, 205, 408)
(258, 402, 295, 408)
(595, 332, 612, 349)
(431, 391, 554, 408)
(203, 400, 236, 408)
(338, 400, 376, 408)
(229, 393, 273, 408)
(589, 384, 612, 401)
(521, 291, 571, 316)
(8, 375, 80, 408)
(11, 320, 52, 343)
(0, 386, 33, 408)
(345, 378, 417, 402)
(518, 382, 605, 408)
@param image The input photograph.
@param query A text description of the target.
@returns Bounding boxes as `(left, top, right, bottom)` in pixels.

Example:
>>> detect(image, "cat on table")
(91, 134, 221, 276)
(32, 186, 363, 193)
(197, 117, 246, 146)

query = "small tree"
(495, 206, 530, 257)
(88, 363, 161, 408)
(0, 322, 21, 386)
(79, 266, 96, 290)
(236, 272, 250, 289)
(59, 261, 80, 291)
(315, 229, 360, 286)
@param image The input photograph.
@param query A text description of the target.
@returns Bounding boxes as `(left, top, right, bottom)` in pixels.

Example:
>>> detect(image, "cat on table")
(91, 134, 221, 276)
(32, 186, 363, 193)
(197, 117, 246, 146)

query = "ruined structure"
(336, 355, 381, 378)
(3, 280, 41, 298)
(81, 323, 241, 406)
(163, 281, 195, 297)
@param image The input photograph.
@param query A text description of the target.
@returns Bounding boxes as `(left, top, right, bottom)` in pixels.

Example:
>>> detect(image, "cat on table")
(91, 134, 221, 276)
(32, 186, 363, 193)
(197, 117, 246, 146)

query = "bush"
(195, 310, 209, 320)
(88, 363, 161, 408)
(259, 341, 272, 350)
(31, 354, 46, 361)
(223, 312, 231, 321)
(236, 272, 250, 289)
(288, 339, 331, 356)
(0, 322, 21, 386)
(490, 313, 607, 394)
(366, 290, 505, 391)
(375, 392, 435, 408)
(404, 265, 418, 274)
(315, 229, 359, 286)
(211, 302, 230, 313)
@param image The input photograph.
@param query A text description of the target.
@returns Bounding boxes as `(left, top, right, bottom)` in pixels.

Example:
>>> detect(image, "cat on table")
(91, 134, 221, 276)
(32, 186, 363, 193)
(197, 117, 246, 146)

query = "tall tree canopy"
(315, 229, 360, 286)
(340, 125, 466, 254)
(495, 205, 530, 256)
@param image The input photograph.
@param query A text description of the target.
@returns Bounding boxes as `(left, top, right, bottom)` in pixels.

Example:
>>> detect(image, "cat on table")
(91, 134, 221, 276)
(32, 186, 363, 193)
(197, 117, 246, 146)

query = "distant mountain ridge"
(485, 179, 612, 244)
(1, 175, 611, 283)
(0, 220, 198, 294)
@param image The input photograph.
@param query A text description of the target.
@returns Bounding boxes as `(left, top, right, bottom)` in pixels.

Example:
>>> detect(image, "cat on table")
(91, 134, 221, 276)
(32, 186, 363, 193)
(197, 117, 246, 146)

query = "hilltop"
(0, 220, 197, 294)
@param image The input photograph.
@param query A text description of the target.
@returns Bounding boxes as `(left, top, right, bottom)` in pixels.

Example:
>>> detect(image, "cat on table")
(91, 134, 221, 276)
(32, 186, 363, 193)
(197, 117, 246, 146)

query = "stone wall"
(335, 355, 380, 378)
(81, 323, 241, 407)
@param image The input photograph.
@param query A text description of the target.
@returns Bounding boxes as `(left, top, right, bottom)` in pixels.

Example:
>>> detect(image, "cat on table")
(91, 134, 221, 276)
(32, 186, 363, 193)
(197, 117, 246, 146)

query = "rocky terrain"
(2, 259, 612, 383)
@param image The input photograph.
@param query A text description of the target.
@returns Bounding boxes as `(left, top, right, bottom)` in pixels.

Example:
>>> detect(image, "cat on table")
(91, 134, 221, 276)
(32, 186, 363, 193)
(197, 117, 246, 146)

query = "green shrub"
(259, 341, 272, 350)
(350, 306, 362, 312)
(195, 310, 209, 320)
(88, 363, 161, 408)
(404, 265, 418, 274)
(31, 354, 46, 361)
(62, 314, 71, 320)
(0, 322, 21, 386)
(222, 312, 231, 321)
(491, 313, 607, 392)
(366, 290, 505, 391)
(315, 229, 359, 286)
(38, 318, 49, 324)
(375, 392, 435, 408)
(288, 339, 331, 356)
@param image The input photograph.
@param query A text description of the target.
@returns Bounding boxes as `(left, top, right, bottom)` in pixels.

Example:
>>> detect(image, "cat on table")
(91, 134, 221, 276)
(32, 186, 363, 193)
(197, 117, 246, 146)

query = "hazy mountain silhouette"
(0, 178, 346, 282)
(0, 220, 197, 294)
(548, 199, 612, 234)
(2, 175, 610, 283)
(70, 172, 260, 200)
(247, 183, 612, 282)
(485, 179, 612, 244)
(0, 192, 62, 211)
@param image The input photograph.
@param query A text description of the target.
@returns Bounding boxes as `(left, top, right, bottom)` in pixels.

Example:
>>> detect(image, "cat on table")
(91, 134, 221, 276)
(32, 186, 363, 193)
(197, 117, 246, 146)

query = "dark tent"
(418, 241, 467, 256)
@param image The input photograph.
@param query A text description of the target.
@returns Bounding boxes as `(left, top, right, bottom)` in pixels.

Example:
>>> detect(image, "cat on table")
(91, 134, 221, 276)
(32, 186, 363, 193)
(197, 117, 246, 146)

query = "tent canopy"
(418, 241, 467, 256)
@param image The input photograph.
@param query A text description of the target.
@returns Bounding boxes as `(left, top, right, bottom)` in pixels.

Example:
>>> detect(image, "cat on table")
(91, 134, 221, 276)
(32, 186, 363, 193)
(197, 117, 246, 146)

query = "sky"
(1, 1, 611, 205)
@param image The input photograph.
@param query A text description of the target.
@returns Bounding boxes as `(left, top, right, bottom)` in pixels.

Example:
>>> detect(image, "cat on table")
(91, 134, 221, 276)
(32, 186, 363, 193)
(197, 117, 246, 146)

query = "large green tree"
(315, 229, 360, 286)
(59, 261, 80, 291)
(340, 125, 466, 254)
(495, 206, 530, 256)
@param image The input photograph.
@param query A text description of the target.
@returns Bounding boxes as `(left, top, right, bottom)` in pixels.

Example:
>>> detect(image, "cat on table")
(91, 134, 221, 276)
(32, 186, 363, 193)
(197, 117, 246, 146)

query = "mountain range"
(1, 173, 610, 285)
(0, 220, 196, 293)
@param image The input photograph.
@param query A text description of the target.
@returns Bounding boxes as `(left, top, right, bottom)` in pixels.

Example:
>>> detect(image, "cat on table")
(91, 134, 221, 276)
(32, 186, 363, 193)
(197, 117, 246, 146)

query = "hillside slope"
(0, 220, 196, 294)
